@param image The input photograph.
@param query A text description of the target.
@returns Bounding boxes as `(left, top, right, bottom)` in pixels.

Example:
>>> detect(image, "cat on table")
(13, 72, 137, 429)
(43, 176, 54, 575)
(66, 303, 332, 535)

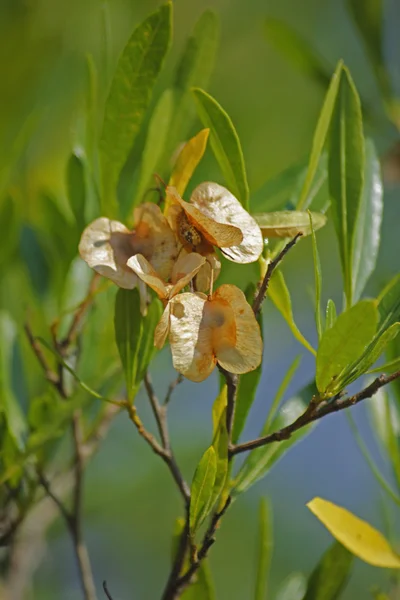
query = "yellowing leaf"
(268, 270, 316, 356)
(169, 128, 210, 197)
(307, 497, 400, 568)
(254, 211, 327, 238)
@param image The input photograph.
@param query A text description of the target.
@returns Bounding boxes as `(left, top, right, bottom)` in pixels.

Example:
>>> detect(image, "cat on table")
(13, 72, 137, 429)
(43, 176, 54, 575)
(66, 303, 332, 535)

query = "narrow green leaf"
(254, 498, 273, 600)
(114, 289, 142, 400)
(192, 88, 249, 208)
(303, 541, 353, 600)
(347, 410, 400, 507)
(136, 298, 163, 386)
(233, 385, 316, 496)
(212, 385, 227, 437)
(232, 283, 263, 443)
(275, 573, 307, 600)
(66, 152, 86, 230)
(367, 356, 400, 375)
(254, 210, 327, 238)
(316, 300, 378, 394)
(190, 446, 217, 535)
(100, 2, 172, 215)
(85, 53, 98, 171)
(0, 312, 27, 450)
(309, 212, 323, 339)
(377, 274, 400, 334)
(36, 338, 121, 407)
(352, 139, 383, 301)
(347, 323, 400, 382)
(268, 270, 316, 355)
(328, 65, 365, 307)
(134, 89, 174, 208)
(165, 10, 219, 162)
(325, 299, 337, 330)
(264, 356, 302, 433)
(297, 61, 343, 210)
(264, 18, 332, 89)
(210, 408, 228, 510)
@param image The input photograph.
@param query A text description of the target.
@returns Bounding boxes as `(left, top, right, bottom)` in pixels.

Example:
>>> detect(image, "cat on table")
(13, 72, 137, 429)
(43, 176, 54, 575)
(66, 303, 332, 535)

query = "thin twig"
(102, 581, 114, 600)
(164, 374, 184, 406)
(253, 233, 302, 317)
(218, 367, 238, 446)
(161, 511, 190, 600)
(230, 370, 400, 456)
(125, 401, 190, 505)
(24, 323, 66, 396)
(166, 497, 232, 599)
(144, 372, 170, 449)
(70, 412, 97, 600)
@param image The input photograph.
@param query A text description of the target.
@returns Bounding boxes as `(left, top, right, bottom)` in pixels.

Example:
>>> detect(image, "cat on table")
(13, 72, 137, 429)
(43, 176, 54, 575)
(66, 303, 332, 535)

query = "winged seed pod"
(166, 180, 263, 266)
(154, 285, 263, 382)
(79, 203, 178, 311)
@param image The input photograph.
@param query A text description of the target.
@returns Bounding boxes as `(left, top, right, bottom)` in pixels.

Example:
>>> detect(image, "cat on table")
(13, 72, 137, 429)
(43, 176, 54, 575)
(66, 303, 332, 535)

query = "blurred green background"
(1, 0, 400, 598)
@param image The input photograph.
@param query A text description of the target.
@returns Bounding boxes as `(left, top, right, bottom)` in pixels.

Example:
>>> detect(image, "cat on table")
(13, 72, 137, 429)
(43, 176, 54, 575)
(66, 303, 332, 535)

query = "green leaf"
(254, 211, 327, 238)
(114, 289, 142, 400)
(316, 300, 378, 394)
(100, 2, 172, 215)
(275, 573, 307, 600)
(297, 61, 343, 210)
(303, 541, 353, 600)
(233, 385, 315, 496)
(367, 356, 400, 375)
(325, 299, 337, 331)
(309, 212, 323, 339)
(212, 385, 227, 437)
(114, 290, 161, 401)
(190, 446, 217, 535)
(347, 410, 400, 506)
(377, 274, 400, 335)
(165, 11, 219, 161)
(232, 284, 263, 443)
(347, 323, 400, 382)
(264, 356, 302, 433)
(254, 498, 273, 600)
(347, 0, 389, 98)
(268, 270, 316, 355)
(328, 66, 365, 307)
(352, 139, 383, 302)
(264, 18, 332, 89)
(0, 312, 27, 450)
(134, 89, 174, 208)
(192, 88, 249, 208)
(66, 152, 86, 230)
(210, 408, 228, 511)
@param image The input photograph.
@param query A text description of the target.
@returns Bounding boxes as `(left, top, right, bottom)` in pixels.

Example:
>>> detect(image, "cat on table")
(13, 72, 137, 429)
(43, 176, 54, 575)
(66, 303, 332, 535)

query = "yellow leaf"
(307, 497, 400, 568)
(168, 128, 210, 198)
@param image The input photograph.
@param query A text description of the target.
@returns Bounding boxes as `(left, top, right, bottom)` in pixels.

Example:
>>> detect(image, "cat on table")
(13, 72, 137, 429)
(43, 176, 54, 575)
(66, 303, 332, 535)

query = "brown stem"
(164, 374, 184, 406)
(252, 233, 302, 317)
(125, 399, 190, 505)
(163, 497, 232, 600)
(230, 370, 400, 456)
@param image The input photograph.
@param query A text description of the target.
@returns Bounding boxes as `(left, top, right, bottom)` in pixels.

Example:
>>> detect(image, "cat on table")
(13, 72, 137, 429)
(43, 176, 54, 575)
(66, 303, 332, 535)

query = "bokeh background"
(1, 0, 400, 598)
